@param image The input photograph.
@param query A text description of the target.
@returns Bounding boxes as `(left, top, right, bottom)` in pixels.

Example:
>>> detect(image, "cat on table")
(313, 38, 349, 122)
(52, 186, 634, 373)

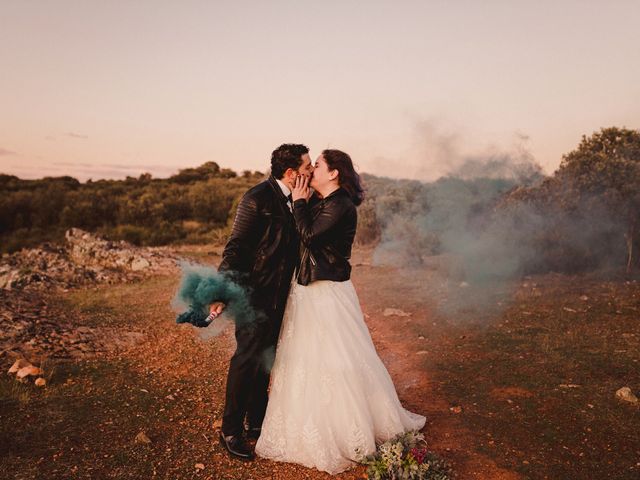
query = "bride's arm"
(292, 196, 350, 247)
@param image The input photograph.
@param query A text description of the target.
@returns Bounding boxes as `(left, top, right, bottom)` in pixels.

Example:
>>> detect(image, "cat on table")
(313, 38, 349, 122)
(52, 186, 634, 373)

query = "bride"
(255, 149, 425, 474)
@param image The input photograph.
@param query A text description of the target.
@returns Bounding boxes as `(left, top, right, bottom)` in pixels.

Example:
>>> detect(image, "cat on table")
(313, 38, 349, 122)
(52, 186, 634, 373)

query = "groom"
(213, 143, 313, 460)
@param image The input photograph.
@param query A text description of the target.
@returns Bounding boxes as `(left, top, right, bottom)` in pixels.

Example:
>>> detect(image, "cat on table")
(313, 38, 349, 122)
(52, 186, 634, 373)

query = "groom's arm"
(218, 194, 262, 278)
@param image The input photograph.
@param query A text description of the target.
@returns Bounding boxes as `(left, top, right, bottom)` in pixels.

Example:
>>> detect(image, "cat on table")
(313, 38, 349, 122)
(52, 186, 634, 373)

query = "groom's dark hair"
(270, 143, 309, 179)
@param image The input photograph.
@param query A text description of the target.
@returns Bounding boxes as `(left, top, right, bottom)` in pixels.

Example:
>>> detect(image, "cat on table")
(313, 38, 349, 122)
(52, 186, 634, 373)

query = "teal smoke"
(173, 262, 258, 328)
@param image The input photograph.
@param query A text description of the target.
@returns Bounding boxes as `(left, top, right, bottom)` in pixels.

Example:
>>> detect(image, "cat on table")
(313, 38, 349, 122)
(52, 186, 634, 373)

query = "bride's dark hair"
(322, 149, 364, 206)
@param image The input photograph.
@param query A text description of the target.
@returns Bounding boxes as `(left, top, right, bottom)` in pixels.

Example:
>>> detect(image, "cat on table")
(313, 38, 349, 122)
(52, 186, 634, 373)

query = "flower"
(359, 430, 451, 479)
(410, 447, 427, 464)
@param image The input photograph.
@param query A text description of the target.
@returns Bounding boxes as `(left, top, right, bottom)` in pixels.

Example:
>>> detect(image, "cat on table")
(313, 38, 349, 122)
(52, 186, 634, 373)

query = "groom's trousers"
(221, 305, 284, 437)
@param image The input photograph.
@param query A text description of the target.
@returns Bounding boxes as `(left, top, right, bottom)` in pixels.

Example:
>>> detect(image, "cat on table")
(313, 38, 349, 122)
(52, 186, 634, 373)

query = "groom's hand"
(209, 302, 226, 316)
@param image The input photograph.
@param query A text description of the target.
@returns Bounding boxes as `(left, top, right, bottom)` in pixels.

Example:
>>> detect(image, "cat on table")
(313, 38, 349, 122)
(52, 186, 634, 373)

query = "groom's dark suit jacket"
(218, 175, 299, 317)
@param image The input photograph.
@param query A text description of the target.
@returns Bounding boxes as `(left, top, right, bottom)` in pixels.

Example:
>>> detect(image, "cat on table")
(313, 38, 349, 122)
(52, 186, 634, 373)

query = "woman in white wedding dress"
(255, 150, 426, 474)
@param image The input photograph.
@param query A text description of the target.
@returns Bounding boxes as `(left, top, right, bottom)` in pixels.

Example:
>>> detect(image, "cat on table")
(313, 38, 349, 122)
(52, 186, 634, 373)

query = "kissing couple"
(210, 143, 425, 474)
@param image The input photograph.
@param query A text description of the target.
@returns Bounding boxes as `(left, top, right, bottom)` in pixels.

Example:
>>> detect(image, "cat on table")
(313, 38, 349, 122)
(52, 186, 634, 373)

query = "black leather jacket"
(293, 188, 357, 286)
(218, 176, 299, 315)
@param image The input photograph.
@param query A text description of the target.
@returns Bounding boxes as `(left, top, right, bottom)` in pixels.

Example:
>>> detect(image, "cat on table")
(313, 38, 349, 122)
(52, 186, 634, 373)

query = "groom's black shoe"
(219, 431, 254, 460)
(245, 427, 261, 441)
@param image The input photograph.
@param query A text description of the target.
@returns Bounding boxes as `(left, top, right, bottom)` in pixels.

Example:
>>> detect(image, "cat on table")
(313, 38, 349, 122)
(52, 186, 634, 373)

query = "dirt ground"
(1, 246, 639, 479)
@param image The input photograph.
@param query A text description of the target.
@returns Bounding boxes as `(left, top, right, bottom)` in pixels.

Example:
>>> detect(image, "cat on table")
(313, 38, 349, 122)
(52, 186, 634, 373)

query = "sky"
(1, 0, 639, 182)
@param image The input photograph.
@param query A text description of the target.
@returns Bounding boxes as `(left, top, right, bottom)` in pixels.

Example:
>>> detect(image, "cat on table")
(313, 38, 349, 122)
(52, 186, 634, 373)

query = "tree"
(556, 127, 640, 272)
(170, 161, 222, 184)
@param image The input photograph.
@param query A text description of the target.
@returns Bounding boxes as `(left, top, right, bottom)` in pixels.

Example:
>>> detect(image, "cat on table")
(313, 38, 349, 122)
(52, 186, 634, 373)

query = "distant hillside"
(0, 162, 264, 253)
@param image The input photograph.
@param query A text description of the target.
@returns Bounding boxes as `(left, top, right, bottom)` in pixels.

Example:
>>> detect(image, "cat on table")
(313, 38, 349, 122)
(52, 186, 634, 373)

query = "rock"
(35, 377, 46, 387)
(459, 281, 469, 288)
(615, 387, 639, 404)
(1, 228, 175, 291)
(449, 405, 463, 414)
(16, 365, 43, 379)
(580, 295, 589, 301)
(130, 258, 150, 271)
(135, 431, 152, 444)
(195, 463, 205, 470)
(0, 267, 21, 290)
(383, 308, 411, 317)
(8, 358, 32, 374)
(0, 241, 173, 364)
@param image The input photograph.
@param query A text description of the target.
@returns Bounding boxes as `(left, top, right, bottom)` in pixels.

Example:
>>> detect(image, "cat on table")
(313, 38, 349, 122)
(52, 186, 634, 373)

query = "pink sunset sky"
(1, 1, 639, 182)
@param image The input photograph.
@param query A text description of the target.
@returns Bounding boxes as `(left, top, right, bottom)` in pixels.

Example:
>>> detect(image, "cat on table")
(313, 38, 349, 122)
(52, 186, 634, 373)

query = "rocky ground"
(0, 228, 176, 291)
(0, 229, 176, 364)
(1, 239, 639, 479)
(0, 289, 146, 363)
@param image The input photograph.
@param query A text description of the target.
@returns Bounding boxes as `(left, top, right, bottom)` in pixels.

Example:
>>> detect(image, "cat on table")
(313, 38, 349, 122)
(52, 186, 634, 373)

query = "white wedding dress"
(255, 279, 426, 474)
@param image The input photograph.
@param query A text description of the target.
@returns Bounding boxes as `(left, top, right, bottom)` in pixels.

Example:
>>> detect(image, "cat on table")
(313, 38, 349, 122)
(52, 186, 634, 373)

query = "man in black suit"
(212, 143, 313, 459)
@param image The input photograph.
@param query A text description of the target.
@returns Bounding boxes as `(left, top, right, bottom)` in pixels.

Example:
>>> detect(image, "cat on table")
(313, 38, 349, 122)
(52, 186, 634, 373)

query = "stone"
(130, 258, 150, 271)
(8, 358, 32, 374)
(383, 308, 411, 317)
(615, 387, 639, 404)
(35, 377, 46, 387)
(16, 365, 43, 379)
(135, 432, 152, 444)
(0, 268, 21, 290)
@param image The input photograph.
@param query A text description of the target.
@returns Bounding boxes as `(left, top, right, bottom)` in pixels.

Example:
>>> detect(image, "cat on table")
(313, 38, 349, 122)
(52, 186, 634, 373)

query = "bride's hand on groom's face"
(291, 174, 311, 202)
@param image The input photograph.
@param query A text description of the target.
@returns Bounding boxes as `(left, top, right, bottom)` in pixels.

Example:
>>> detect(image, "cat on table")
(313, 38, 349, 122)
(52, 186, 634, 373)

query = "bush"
(355, 198, 380, 245)
(0, 164, 262, 251)
(110, 224, 148, 246)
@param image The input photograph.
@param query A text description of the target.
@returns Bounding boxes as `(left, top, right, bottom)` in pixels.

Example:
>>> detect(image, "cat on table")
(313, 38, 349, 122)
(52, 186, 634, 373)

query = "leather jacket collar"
(268, 175, 289, 202)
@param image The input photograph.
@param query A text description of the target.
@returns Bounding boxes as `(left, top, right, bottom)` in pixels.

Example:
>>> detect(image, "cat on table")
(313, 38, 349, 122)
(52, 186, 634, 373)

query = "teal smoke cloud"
(173, 262, 257, 328)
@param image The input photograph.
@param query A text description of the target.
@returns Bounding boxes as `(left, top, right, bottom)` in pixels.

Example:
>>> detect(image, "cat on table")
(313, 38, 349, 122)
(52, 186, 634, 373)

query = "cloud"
(5, 161, 183, 181)
(52, 161, 177, 173)
(65, 132, 89, 140)
(0, 147, 17, 156)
